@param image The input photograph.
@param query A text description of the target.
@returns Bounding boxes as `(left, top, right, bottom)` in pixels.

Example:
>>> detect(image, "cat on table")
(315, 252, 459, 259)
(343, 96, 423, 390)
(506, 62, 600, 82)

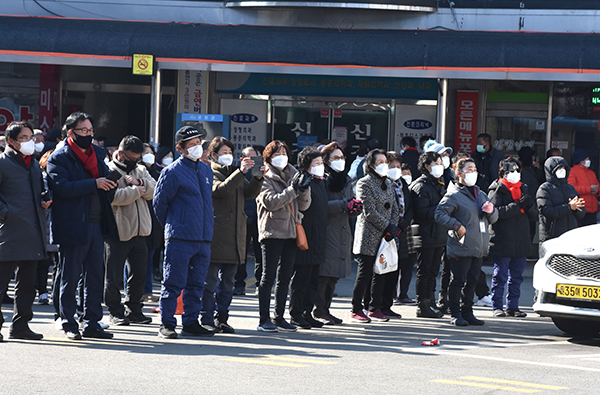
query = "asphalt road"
(1, 261, 598, 395)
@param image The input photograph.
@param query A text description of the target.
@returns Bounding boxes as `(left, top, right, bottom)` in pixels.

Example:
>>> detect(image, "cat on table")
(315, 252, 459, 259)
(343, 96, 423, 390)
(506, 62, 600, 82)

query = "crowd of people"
(0, 113, 595, 340)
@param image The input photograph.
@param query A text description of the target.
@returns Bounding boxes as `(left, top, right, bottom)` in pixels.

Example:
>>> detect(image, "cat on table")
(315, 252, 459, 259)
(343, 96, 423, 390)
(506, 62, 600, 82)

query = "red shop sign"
(455, 90, 479, 154)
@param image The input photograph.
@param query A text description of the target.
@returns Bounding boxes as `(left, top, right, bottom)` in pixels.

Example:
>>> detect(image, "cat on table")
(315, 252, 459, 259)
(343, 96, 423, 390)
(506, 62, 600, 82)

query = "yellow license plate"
(556, 284, 600, 301)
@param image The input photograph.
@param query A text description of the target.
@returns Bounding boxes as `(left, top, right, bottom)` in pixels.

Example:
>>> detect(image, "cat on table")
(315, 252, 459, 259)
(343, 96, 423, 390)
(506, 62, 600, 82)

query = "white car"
(533, 224, 600, 336)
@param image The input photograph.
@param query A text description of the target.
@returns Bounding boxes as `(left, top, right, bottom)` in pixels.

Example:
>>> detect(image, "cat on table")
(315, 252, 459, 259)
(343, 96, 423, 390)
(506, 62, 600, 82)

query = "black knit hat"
(175, 125, 204, 145)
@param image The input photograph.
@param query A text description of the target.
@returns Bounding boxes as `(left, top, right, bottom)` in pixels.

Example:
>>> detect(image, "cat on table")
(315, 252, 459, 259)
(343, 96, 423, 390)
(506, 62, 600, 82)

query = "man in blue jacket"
(47, 112, 118, 340)
(153, 126, 215, 339)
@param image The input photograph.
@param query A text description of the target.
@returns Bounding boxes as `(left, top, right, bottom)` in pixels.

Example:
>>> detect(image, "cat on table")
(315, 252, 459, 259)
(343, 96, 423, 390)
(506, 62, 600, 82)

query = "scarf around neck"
(501, 177, 524, 213)
(67, 136, 99, 179)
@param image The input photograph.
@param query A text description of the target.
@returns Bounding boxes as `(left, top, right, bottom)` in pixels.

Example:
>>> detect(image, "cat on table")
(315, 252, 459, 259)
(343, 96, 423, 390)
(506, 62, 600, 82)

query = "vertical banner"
(394, 104, 437, 152)
(177, 70, 208, 114)
(220, 99, 268, 166)
(455, 90, 479, 154)
(38, 64, 60, 132)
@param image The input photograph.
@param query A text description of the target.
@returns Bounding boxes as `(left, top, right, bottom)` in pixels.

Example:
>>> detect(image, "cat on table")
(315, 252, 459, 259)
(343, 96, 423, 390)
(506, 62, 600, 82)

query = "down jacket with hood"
(537, 157, 586, 243)
(434, 180, 499, 259)
(409, 173, 447, 249)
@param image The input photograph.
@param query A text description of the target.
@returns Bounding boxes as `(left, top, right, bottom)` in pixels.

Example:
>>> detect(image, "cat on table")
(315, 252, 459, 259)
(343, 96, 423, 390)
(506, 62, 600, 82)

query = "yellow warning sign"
(132, 54, 154, 76)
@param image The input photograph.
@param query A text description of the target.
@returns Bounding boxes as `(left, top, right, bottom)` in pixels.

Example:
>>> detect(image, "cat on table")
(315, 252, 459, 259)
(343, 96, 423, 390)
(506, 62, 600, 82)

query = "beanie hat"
(572, 148, 589, 165)
(425, 140, 453, 156)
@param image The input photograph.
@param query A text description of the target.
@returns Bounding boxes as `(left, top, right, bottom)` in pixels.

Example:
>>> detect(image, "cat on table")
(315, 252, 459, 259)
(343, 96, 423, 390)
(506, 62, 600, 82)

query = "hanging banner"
(38, 64, 60, 132)
(394, 104, 437, 152)
(220, 99, 268, 165)
(177, 70, 208, 114)
(455, 90, 479, 154)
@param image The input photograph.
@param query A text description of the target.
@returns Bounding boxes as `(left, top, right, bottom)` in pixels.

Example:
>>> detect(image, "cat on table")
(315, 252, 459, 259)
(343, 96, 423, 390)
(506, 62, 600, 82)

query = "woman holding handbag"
(289, 146, 328, 329)
(256, 140, 312, 332)
(350, 148, 400, 323)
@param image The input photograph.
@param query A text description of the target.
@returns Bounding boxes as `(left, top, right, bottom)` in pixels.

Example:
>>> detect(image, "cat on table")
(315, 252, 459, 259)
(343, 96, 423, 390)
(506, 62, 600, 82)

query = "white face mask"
(387, 167, 402, 181)
(442, 156, 451, 169)
(310, 164, 325, 177)
(217, 154, 233, 166)
(375, 163, 389, 177)
(556, 168, 567, 179)
(330, 159, 345, 173)
(463, 172, 478, 186)
(18, 140, 35, 156)
(142, 153, 155, 166)
(430, 164, 444, 179)
(34, 142, 44, 153)
(505, 171, 521, 184)
(162, 157, 173, 166)
(584, 159, 591, 168)
(186, 145, 203, 161)
(271, 155, 288, 170)
(401, 174, 412, 185)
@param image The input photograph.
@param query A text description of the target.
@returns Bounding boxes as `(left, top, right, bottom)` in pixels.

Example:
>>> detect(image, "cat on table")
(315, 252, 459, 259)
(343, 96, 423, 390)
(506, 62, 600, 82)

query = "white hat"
(425, 141, 453, 156)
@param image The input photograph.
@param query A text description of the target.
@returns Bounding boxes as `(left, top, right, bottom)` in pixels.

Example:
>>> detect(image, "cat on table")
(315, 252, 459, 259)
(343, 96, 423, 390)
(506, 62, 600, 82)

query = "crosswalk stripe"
(460, 376, 568, 390)
(266, 356, 337, 365)
(431, 379, 540, 393)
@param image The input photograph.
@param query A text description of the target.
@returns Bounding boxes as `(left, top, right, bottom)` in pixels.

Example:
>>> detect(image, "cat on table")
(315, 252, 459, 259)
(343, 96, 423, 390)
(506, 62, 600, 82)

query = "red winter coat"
(568, 164, 599, 213)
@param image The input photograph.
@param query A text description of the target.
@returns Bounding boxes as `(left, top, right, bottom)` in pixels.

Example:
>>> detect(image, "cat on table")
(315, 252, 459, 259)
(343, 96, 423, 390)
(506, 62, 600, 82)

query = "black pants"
(352, 254, 384, 313)
(0, 261, 37, 331)
(104, 236, 148, 317)
(448, 256, 483, 315)
(397, 253, 417, 300)
(475, 268, 490, 299)
(438, 250, 451, 307)
(313, 275, 338, 317)
(36, 253, 56, 296)
(258, 238, 296, 323)
(289, 264, 319, 320)
(381, 268, 400, 311)
(235, 219, 262, 288)
(416, 247, 444, 303)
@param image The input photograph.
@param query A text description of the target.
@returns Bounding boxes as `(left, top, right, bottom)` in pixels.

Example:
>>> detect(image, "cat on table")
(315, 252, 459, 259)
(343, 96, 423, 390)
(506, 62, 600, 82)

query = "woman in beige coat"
(256, 140, 311, 333)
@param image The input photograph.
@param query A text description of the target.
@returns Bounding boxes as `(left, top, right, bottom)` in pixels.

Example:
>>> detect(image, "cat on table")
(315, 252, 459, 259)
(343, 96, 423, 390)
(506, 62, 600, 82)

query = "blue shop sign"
(217, 73, 437, 100)
(404, 119, 433, 130)
(181, 114, 224, 122)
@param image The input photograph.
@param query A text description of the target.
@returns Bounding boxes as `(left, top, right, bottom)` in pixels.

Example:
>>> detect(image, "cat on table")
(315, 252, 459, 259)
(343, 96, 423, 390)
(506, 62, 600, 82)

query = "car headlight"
(539, 240, 552, 259)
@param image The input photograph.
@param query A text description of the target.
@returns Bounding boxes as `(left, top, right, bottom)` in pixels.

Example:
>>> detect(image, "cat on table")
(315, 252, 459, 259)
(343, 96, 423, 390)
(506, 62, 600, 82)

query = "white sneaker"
(98, 321, 110, 330)
(476, 295, 493, 307)
(55, 318, 63, 330)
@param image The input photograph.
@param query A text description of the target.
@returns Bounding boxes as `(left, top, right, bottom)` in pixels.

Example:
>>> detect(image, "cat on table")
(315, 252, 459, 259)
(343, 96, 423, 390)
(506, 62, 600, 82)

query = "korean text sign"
(455, 91, 479, 154)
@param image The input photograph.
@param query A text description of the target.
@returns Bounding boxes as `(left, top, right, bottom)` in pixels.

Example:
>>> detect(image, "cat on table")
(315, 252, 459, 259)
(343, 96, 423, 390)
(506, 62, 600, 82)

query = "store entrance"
(272, 100, 390, 161)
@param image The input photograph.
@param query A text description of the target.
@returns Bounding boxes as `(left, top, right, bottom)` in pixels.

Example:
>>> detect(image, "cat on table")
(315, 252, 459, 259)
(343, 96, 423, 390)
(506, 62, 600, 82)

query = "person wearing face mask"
(47, 112, 118, 340)
(153, 126, 215, 339)
(312, 142, 360, 325)
(409, 152, 446, 318)
(199, 137, 263, 333)
(350, 149, 400, 323)
(424, 140, 454, 186)
(285, 146, 329, 329)
(0, 121, 49, 341)
(32, 129, 45, 159)
(471, 133, 505, 192)
(487, 158, 536, 318)
(537, 156, 585, 243)
(256, 140, 312, 332)
(104, 136, 156, 326)
(435, 158, 498, 327)
(567, 148, 599, 227)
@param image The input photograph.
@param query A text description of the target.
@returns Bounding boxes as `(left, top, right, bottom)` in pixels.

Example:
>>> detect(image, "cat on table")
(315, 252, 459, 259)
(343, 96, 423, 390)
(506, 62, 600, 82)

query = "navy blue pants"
(491, 256, 526, 311)
(159, 239, 210, 328)
(200, 262, 237, 325)
(59, 222, 104, 332)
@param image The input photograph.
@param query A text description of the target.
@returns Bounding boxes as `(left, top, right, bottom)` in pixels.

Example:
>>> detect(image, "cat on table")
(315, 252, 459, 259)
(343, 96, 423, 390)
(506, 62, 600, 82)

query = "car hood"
(542, 224, 600, 257)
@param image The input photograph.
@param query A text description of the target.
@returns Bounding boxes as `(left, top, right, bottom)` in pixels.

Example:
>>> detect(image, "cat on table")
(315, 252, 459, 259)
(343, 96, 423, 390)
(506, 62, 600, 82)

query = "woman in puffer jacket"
(487, 157, 536, 318)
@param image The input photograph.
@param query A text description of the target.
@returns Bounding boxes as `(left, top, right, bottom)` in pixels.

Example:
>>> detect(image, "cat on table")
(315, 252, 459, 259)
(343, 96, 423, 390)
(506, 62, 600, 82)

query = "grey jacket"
(434, 181, 499, 259)
(321, 173, 356, 278)
(0, 147, 47, 262)
(353, 172, 400, 257)
(256, 164, 311, 242)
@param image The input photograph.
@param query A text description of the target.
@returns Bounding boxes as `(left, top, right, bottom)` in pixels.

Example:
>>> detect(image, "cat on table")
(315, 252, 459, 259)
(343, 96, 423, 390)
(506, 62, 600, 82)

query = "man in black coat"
(0, 121, 49, 341)
(48, 112, 118, 340)
(472, 133, 505, 192)
(400, 136, 420, 178)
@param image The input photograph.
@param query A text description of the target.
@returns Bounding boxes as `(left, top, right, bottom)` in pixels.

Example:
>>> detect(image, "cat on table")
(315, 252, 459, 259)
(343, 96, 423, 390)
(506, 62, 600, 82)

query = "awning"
(2, 15, 600, 81)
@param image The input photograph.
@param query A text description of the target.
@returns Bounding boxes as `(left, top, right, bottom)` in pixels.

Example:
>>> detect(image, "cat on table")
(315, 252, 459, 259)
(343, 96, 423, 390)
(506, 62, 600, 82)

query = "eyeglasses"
(122, 151, 142, 163)
(16, 135, 33, 142)
(330, 155, 345, 161)
(72, 128, 94, 135)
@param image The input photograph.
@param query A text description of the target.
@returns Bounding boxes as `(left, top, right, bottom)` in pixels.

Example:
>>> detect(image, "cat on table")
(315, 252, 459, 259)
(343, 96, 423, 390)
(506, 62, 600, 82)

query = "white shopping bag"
(374, 238, 398, 275)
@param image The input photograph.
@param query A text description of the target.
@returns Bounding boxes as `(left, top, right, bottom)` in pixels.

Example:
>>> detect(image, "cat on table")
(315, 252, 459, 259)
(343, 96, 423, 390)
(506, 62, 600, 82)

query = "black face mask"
(72, 133, 93, 150)
(124, 160, 137, 173)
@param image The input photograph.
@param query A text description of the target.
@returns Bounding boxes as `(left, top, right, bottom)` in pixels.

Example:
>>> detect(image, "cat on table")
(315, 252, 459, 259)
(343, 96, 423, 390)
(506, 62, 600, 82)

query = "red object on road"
(421, 338, 440, 346)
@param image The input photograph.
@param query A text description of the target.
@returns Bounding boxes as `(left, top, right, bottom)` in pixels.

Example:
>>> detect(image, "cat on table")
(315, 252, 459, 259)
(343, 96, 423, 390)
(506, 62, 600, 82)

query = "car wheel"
(552, 317, 600, 337)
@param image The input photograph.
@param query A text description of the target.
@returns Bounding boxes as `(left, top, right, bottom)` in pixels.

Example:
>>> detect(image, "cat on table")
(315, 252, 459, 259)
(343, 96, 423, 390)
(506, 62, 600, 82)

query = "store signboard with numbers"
(221, 99, 268, 166)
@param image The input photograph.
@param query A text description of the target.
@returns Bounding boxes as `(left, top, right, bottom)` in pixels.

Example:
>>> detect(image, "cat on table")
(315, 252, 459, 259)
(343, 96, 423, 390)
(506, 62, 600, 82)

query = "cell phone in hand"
(41, 191, 51, 202)
(106, 170, 122, 183)
(250, 156, 264, 177)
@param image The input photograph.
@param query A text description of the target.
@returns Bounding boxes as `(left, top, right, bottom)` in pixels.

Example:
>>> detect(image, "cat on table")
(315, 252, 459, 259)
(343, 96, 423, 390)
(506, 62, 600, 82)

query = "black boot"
(450, 313, 469, 326)
(462, 311, 485, 326)
(416, 301, 443, 318)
